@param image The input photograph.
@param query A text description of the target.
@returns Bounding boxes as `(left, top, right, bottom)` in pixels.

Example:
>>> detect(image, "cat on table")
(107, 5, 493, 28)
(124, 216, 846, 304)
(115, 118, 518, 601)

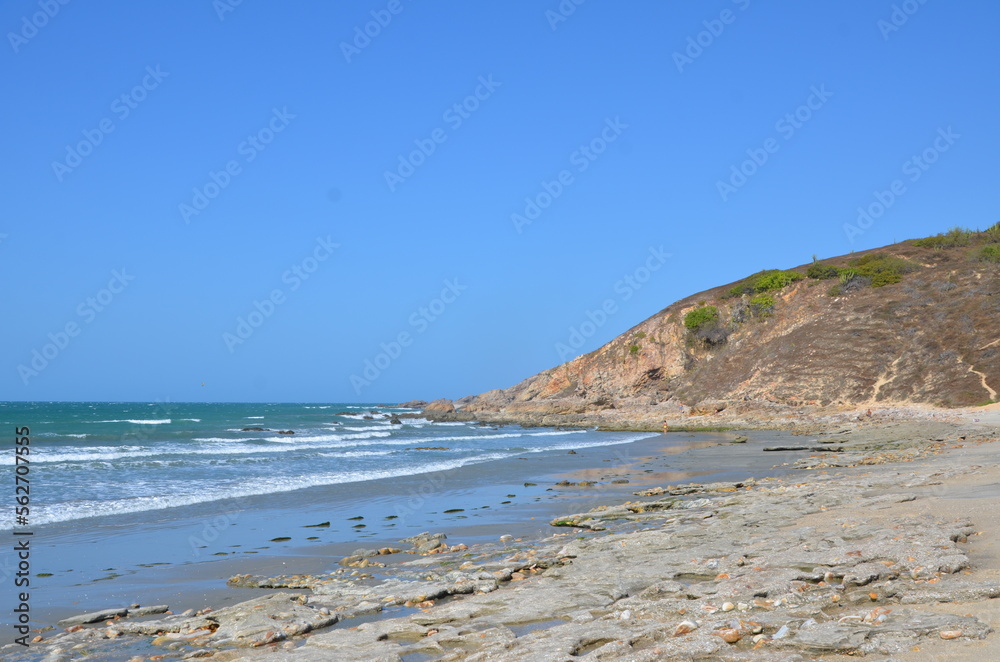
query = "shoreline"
(6, 417, 1000, 661)
(419, 400, 998, 434)
(13, 428, 764, 625)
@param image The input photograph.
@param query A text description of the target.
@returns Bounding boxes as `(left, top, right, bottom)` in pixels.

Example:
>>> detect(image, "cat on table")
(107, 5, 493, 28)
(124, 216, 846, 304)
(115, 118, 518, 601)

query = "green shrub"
(633, 331, 647, 339)
(912, 226, 975, 248)
(752, 270, 804, 292)
(827, 284, 843, 297)
(807, 263, 839, 280)
(684, 306, 719, 332)
(847, 253, 917, 287)
(628, 344, 640, 355)
(979, 245, 1000, 263)
(983, 223, 1000, 243)
(728, 269, 804, 297)
(749, 294, 775, 316)
(870, 271, 903, 287)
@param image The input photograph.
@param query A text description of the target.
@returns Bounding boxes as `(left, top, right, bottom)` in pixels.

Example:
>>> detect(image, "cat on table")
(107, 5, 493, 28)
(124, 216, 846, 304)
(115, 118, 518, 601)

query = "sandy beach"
(6, 410, 1000, 661)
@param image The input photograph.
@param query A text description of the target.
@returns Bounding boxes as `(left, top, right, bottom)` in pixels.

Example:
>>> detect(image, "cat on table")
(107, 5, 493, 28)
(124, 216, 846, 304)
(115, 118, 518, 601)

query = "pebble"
(722, 602, 735, 612)
(772, 624, 790, 640)
(940, 629, 963, 639)
(718, 628, 741, 643)
(673, 620, 698, 636)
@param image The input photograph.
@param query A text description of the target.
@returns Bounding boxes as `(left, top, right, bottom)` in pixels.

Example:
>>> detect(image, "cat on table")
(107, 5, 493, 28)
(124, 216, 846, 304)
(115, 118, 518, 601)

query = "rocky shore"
(7, 417, 1000, 662)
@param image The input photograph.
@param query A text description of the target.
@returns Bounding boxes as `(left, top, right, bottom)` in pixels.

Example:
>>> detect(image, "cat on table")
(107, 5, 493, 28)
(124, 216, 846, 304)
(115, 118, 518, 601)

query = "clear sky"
(2, 0, 998, 403)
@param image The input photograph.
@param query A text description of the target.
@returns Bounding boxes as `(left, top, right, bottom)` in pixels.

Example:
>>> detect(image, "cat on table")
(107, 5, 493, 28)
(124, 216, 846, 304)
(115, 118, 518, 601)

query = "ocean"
(1, 401, 655, 530)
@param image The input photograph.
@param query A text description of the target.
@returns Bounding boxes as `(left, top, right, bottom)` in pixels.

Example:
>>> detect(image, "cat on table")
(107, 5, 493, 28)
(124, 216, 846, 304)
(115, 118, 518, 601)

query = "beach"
(4, 406, 1000, 660)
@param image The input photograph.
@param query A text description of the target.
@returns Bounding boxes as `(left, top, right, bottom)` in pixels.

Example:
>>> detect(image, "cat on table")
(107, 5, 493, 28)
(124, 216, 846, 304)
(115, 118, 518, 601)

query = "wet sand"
(21, 429, 798, 625)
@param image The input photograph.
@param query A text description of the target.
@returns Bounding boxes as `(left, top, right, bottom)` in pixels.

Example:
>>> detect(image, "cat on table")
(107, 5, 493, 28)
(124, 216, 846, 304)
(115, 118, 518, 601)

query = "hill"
(423, 225, 1000, 429)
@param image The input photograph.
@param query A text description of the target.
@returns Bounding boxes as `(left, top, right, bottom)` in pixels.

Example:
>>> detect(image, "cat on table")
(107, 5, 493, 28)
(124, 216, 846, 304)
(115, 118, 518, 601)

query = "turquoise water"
(1, 401, 655, 529)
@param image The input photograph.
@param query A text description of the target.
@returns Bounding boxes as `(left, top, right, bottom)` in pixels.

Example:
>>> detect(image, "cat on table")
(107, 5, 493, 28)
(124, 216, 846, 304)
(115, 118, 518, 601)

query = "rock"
(732, 435, 749, 443)
(58, 608, 128, 627)
(674, 620, 698, 636)
(397, 400, 428, 408)
(690, 400, 728, 416)
(200, 592, 338, 647)
(127, 605, 170, 617)
(241, 427, 268, 432)
(423, 399, 456, 414)
(940, 629, 963, 639)
(787, 623, 870, 652)
(389, 416, 402, 425)
(276, 430, 295, 435)
(567, 449, 577, 454)
(717, 628, 741, 643)
(401, 531, 447, 553)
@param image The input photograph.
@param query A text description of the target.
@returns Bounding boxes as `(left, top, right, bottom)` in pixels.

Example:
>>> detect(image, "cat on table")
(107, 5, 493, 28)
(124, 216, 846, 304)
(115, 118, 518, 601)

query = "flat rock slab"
(57, 607, 128, 626)
(204, 592, 339, 648)
(127, 604, 170, 617)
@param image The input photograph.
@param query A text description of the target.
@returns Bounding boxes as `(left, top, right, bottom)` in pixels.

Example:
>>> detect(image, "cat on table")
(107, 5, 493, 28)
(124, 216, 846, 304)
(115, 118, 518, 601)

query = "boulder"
(423, 399, 456, 414)
(58, 608, 129, 627)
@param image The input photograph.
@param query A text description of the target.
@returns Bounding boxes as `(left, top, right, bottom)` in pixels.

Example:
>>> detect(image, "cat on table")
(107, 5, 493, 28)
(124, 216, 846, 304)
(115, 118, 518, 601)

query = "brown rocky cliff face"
(461, 241, 1000, 417)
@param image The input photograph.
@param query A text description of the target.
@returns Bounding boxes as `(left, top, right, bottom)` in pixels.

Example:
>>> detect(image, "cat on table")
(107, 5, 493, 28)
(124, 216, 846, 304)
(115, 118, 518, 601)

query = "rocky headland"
(420, 227, 1000, 432)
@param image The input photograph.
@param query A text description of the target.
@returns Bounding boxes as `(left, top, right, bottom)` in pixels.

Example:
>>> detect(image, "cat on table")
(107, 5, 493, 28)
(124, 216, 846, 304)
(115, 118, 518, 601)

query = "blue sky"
(2, 0, 998, 403)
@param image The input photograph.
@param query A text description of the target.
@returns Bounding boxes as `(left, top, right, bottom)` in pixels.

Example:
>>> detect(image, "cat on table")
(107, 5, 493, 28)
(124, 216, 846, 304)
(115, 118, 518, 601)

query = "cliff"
(423, 226, 1000, 429)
